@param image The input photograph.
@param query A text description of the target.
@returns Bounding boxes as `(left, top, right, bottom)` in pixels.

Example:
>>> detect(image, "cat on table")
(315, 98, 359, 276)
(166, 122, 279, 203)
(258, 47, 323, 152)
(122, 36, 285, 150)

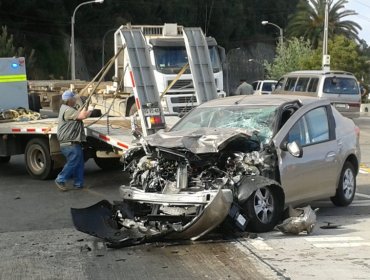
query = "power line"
(354, 0, 370, 10)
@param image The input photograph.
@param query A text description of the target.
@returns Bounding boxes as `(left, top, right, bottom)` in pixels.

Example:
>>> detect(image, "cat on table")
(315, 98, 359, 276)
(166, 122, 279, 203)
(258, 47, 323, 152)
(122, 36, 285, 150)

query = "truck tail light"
(149, 116, 162, 125)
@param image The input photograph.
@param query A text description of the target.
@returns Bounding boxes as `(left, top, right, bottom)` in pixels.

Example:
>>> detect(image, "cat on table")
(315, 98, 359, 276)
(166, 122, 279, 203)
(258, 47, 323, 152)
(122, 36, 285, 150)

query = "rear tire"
(0, 156, 11, 163)
(25, 138, 55, 180)
(244, 186, 283, 233)
(331, 162, 356, 206)
(94, 157, 122, 170)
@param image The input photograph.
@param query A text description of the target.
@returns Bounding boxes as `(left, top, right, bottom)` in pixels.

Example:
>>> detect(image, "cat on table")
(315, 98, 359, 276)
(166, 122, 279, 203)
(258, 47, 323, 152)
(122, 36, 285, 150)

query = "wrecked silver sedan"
(72, 95, 360, 247)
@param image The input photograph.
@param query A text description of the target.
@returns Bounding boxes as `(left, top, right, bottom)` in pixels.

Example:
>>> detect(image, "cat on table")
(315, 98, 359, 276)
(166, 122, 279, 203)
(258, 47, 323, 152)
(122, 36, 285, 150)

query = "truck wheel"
(25, 138, 55, 180)
(331, 161, 356, 207)
(94, 157, 122, 170)
(0, 156, 11, 163)
(244, 186, 283, 233)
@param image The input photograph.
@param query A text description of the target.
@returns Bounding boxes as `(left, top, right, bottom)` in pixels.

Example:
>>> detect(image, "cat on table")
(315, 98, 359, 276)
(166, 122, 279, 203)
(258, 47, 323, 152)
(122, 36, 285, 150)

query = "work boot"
(55, 180, 68, 192)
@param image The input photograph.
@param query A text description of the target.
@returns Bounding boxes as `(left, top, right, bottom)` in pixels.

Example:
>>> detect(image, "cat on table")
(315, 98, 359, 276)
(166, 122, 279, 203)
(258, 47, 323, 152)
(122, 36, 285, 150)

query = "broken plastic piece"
(276, 205, 318, 235)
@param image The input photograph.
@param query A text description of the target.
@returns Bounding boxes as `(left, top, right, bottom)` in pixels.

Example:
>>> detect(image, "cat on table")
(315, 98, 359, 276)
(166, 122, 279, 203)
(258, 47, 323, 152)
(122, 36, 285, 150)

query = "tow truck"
(0, 27, 219, 180)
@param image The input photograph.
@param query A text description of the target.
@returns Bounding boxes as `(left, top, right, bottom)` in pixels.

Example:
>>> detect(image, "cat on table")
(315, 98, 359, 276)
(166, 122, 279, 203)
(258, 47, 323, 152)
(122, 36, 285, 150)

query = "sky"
(346, 0, 370, 43)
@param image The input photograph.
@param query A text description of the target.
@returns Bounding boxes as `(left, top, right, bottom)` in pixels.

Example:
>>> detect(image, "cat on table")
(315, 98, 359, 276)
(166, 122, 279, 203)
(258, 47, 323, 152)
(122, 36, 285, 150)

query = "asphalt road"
(0, 116, 369, 280)
(0, 152, 276, 280)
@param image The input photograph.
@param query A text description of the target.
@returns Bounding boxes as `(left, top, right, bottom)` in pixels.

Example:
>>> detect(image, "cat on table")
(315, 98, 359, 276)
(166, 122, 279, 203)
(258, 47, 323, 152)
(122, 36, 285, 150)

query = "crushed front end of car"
(71, 128, 281, 247)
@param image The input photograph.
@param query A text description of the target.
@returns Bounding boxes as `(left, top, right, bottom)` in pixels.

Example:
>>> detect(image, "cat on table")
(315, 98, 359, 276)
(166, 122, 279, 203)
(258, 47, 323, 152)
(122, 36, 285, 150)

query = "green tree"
(287, 0, 361, 48)
(0, 26, 21, 57)
(265, 37, 315, 79)
(302, 35, 369, 80)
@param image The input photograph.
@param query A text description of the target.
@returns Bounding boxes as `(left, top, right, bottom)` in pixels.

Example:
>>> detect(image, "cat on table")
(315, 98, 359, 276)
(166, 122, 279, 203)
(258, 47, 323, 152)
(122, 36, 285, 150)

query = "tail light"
(149, 116, 162, 125)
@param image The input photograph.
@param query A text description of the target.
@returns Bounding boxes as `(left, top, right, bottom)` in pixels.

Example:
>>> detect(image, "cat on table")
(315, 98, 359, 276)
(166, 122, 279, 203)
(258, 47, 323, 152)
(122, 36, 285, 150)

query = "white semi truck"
(28, 24, 225, 119)
(0, 27, 219, 180)
(79, 23, 226, 118)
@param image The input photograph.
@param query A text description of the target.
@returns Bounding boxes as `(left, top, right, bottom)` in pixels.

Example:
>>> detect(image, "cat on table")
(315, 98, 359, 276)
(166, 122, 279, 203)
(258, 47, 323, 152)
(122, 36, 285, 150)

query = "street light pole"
(322, 0, 330, 70)
(71, 0, 104, 80)
(261, 21, 283, 46)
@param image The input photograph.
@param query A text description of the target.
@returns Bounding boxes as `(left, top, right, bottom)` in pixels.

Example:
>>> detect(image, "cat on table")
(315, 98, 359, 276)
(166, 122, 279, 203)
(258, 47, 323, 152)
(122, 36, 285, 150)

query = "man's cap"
(62, 90, 75, 101)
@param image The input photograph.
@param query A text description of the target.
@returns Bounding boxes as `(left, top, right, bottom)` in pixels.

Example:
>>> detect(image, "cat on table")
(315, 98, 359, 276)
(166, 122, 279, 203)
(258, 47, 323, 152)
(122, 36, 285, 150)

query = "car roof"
(199, 94, 329, 108)
(252, 80, 278, 83)
(285, 70, 355, 76)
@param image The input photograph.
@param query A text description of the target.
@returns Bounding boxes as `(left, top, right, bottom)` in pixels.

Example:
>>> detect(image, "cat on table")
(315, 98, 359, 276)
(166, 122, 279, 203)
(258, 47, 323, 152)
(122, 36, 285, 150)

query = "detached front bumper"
(71, 188, 233, 247)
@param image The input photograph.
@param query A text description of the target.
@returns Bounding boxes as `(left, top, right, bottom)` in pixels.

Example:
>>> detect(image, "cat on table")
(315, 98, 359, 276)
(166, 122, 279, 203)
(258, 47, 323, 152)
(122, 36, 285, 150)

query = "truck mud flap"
(71, 200, 168, 248)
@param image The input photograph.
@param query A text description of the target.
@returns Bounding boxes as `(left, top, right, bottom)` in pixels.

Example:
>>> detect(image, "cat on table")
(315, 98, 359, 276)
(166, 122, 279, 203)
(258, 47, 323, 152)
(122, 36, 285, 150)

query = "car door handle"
(326, 152, 336, 161)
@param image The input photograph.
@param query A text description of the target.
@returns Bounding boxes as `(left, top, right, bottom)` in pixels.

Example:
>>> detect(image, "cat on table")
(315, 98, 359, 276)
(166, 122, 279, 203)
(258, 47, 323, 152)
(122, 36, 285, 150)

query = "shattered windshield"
(172, 105, 278, 143)
(153, 46, 221, 74)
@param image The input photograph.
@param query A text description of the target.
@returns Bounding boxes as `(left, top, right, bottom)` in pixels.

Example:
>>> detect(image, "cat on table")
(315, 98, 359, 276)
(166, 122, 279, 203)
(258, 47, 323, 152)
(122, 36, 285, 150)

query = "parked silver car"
(72, 95, 360, 247)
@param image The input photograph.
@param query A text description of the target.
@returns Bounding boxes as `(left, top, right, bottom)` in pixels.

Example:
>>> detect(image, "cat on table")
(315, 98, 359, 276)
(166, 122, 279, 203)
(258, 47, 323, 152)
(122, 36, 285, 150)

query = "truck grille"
(167, 79, 193, 90)
(170, 96, 197, 104)
(173, 106, 194, 114)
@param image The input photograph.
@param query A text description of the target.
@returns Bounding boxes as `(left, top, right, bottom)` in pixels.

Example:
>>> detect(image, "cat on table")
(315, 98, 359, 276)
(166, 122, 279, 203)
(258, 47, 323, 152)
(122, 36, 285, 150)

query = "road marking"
(313, 242, 370, 248)
(304, 236, 370, 248)
(350, 200, 370, 207)
(305, 236, 363, 242)
(312, 199, 370, 207)
(355, 193, 370, 199)
(248, 239, 273, 251)
(360, 163, 370, 174)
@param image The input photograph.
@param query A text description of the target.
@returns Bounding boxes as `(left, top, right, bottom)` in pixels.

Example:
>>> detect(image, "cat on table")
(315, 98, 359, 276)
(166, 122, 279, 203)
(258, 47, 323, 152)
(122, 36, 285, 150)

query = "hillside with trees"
(0, 0, 298, 79)
(1, 0, 369, 85)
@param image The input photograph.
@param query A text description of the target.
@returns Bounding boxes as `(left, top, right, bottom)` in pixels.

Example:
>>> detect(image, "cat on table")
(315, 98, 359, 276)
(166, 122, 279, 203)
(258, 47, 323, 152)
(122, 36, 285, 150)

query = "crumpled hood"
(145, 128, 251, 154)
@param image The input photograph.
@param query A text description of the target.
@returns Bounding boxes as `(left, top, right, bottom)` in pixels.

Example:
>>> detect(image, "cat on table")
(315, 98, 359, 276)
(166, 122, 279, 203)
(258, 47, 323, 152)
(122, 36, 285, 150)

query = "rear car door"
(273, 103, 340, 205)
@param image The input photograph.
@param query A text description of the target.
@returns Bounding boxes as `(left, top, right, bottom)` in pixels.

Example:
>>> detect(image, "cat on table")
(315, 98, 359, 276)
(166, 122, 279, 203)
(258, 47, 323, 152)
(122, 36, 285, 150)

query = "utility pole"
(322, 0, 330, 71)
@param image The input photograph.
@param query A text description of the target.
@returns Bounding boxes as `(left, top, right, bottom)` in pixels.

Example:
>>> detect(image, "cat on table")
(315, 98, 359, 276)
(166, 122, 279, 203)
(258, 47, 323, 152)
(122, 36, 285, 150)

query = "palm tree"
(287, 0, 361, 48)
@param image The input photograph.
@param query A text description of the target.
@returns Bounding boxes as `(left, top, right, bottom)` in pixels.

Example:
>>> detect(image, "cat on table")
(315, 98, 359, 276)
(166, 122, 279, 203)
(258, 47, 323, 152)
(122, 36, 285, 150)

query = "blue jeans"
(56, 144, 84, 187)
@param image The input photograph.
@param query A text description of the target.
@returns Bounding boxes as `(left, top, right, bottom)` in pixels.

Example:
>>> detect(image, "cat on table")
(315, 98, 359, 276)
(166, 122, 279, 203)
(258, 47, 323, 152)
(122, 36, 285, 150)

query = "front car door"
(273, 101, 341, 205)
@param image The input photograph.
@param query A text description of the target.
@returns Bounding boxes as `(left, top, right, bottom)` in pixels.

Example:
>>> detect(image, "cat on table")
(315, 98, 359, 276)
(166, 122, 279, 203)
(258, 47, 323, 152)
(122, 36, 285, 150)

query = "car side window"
(305, 107, 330, 143)
(307, 78, 319, 93)
(275, 78, 285, 90)
(287, 107, 330, 146)
(295, 77, 310, 92)
(284, 77, 297, 91)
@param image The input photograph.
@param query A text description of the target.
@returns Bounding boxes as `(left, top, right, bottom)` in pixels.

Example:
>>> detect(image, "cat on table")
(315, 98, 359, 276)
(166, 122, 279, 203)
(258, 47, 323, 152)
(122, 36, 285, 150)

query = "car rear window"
(323, 77, 359, 95)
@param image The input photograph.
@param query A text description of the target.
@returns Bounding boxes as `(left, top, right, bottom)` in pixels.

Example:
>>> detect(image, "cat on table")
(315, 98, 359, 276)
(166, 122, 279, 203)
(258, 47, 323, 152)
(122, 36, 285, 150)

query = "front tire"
(331, 162, 356, 207)
(244, 186, 283, 233)
(25, 138, 55, 180)
(0, 156, 11, 163)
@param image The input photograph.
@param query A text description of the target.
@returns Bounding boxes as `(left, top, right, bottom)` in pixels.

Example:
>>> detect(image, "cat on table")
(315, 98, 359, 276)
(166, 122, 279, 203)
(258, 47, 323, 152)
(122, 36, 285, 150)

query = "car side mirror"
(287, 141, 303, 158)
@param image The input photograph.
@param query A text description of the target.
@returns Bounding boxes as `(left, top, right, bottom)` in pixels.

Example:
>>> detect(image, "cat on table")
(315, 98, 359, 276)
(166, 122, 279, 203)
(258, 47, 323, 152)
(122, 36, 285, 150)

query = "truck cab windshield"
(153, 46, 221, 74)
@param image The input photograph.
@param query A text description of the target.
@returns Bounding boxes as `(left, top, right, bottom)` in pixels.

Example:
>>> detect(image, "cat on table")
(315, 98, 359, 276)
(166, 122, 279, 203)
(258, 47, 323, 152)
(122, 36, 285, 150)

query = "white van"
(251, 80, 277, 95)
(273, 70, 361, 118)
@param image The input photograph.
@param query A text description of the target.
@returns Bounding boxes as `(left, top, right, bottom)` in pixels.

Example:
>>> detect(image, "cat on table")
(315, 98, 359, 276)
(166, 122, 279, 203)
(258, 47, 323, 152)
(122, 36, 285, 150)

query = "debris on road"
(276, 206, 318, 235)
(320, 222, 341, 229)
